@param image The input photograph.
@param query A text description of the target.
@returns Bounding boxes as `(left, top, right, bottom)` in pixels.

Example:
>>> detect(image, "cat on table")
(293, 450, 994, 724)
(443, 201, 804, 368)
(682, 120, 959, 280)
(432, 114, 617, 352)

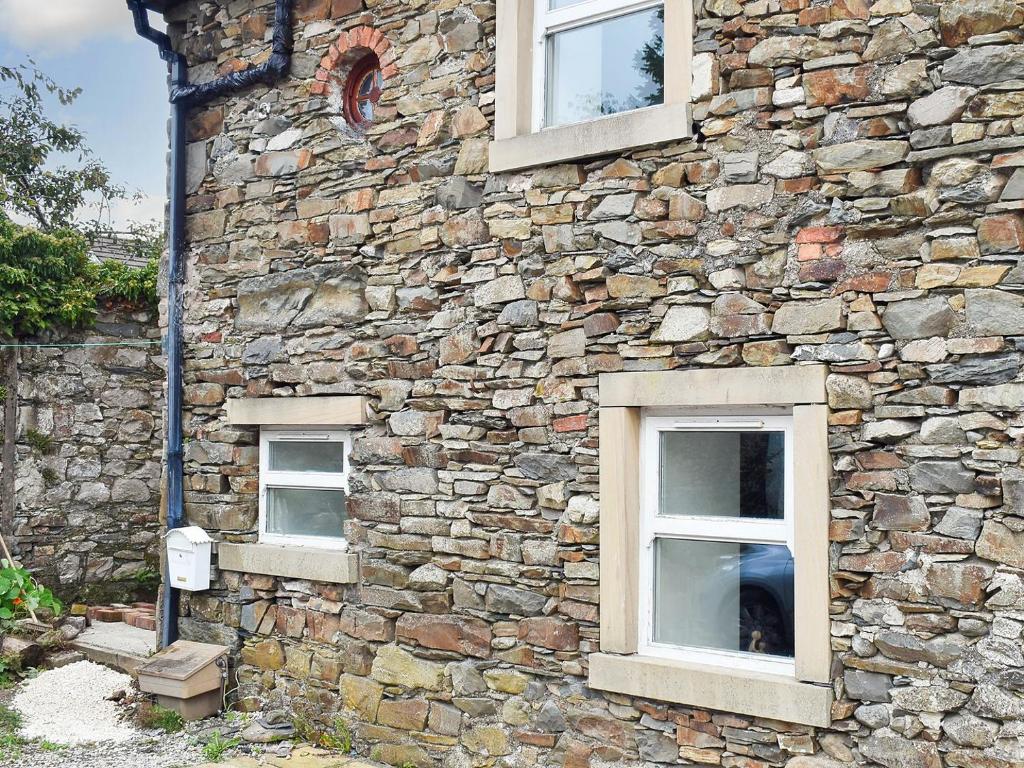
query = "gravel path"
(14, 661, 137, 744)
(1, 661, 207, 767)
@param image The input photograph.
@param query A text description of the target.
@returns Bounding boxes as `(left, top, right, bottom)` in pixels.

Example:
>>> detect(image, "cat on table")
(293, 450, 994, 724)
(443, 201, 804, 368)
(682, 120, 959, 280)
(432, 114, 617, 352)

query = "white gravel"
(12, 661, 137, 745)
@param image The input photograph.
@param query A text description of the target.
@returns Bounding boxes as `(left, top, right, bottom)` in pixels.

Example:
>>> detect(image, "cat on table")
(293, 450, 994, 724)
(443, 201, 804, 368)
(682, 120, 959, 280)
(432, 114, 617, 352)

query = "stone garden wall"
(7, 307, 164, 603)
(165, 0, 1024, 766)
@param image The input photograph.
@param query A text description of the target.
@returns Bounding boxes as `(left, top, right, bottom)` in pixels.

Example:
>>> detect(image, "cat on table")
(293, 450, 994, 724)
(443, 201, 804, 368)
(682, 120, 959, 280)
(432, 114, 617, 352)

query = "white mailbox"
(166, 526, 213, 592)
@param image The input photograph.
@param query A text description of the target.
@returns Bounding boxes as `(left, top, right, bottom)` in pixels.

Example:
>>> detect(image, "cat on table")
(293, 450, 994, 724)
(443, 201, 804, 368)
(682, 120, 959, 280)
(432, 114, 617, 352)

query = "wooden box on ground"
(136, 640, 229, 720)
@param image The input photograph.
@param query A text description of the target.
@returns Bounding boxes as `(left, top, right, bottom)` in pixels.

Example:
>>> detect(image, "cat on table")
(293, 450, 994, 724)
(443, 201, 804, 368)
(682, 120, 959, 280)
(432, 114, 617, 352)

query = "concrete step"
(70, 620, 156, 675)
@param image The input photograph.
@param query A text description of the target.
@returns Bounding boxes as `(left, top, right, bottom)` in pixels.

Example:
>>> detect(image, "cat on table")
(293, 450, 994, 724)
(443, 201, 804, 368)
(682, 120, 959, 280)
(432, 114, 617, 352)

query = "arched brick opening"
(310, 25, 397, 98)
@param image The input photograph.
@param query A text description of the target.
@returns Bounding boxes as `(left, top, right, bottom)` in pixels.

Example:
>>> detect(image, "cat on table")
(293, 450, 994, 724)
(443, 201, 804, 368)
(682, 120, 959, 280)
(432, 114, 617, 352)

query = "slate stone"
(909, 461, 975, 494)
(944, 44, 1024, 86)
(242, 336, 287, 365)
(872, 494, 930, 531)
(236, 270, 316, 332)
(927, 354, 1020, 385)
(935, 507, 984, 540)
(966, 289, 1024, 335)
(513, 453, 577, 482)
(484, 585, 547, 616)
(881, 298, 956, 340)
(436, 177, 483, 209)
(845, 669, 892, 702)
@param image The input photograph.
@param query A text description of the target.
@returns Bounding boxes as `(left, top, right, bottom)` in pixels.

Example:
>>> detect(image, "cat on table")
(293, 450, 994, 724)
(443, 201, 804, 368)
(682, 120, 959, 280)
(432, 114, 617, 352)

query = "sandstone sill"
(217, 542, 358, 584)
(588, 652, 833, 728)
(488, 103, 693, 173)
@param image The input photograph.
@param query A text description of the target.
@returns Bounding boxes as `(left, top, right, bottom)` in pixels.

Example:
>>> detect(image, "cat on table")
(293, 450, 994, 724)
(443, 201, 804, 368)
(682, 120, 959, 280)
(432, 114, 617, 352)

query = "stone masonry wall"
(7, 307, 164, 603)
(167, 0, 1024, 767)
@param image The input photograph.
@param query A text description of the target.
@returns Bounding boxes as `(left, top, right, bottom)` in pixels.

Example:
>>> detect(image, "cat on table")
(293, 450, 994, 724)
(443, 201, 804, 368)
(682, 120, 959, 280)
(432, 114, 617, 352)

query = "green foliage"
(0, 213, 158, 340)
(0, 559, 62, 626)
(93, 255, 159, 307)
(294, 714, 352, 752)
(131, 567, 161, 592)
(137, 703, 184, 734)
(38, 740, 66, 752)
(23, 429, 54, 455)
(0, 705, 24, 761)
(0, 63, 126, 232)
(40, 467, 59, 487)
(201, 731, 240, 762)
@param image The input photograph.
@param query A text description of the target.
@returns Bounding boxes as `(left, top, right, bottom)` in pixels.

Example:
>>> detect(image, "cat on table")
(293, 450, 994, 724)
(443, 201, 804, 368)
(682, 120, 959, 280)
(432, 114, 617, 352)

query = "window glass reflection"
(659, 431, 785, 520)
(545, 7, 664, 127)
(654, 539, 794, 659)
(266, 487, 347, 539)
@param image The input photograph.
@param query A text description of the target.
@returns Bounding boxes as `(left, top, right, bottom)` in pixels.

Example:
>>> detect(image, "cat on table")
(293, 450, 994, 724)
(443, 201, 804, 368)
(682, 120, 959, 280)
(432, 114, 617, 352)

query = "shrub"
(0, 560, 61, 626)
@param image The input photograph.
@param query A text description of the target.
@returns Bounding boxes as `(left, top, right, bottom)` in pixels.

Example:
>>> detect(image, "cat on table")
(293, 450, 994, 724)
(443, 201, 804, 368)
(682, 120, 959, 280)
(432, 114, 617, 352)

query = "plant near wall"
(0, 213, 158, 341)
(0, 559, 61, 627)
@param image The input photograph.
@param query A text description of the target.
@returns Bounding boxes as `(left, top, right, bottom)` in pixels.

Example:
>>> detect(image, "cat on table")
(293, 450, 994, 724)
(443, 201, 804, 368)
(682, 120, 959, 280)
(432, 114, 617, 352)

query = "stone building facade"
(7, 308, 164, 602)
(159, 0, 1024, 766)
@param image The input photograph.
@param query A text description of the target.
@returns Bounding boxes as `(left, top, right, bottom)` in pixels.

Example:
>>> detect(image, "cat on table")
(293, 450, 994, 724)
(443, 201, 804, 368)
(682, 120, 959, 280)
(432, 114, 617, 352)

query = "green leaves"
(0, 62, 125, 231)
(0, 212, 158, 339)
(0, 560, 62, 628)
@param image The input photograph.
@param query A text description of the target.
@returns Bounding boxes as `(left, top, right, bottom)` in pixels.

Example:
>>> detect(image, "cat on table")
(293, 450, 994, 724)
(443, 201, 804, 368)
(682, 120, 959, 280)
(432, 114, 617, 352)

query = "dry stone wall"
(166, 0, 1024, 766)
(7, 308, 164, 602)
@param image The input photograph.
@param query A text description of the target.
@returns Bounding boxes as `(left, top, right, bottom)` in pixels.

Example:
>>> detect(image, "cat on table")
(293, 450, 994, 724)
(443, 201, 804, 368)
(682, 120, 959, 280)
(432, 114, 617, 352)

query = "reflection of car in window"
(738, 544, 794, 657)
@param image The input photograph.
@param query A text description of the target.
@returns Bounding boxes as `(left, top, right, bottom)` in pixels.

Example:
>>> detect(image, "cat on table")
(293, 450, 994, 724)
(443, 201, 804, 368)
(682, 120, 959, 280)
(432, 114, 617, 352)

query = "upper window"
(258, 429, 350, 548)
(490, 0, 692, 172)
(640, 414, 795, 676)
(536, 0, 664, 129)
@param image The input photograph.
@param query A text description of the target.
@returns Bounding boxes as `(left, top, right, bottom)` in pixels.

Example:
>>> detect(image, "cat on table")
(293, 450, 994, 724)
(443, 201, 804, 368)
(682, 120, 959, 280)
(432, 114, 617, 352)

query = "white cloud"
(80, 192, 166, 231)
(0, 0, 140, 53)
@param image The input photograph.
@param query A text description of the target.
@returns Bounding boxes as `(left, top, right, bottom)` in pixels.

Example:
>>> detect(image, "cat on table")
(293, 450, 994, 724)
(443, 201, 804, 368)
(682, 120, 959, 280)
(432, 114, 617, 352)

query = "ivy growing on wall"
(0, 212, 158, 340)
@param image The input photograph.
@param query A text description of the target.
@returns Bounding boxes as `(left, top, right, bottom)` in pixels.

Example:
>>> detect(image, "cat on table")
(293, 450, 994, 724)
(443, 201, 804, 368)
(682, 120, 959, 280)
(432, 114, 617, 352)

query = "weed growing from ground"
(201, 731, 240, 763)
(293, 713, 352, 752)
(136, 702, 184, 733)
(0, 705, 25, 761)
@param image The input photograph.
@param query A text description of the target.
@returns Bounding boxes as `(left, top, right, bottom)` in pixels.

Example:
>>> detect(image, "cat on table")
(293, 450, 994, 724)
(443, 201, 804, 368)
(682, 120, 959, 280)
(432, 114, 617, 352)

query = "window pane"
(269, 440, 345, 474)
(545, 6, 664, 127)
(266, 487, 347, 539)
(654, 539, 794, 659)
(549, 0, 586, 7)
(659, 431, 785, 520)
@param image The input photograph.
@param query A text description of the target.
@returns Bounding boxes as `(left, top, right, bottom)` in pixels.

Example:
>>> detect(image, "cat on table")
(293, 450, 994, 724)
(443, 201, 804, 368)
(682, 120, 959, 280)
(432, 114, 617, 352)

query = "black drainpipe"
(127, 0, 294, 649)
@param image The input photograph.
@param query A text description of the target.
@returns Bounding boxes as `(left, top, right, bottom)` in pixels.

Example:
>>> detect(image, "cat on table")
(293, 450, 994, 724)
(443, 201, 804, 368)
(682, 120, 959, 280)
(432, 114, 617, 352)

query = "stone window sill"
(588, 652, 833, 727)
(217, 543, 358, 584)
(488, 103, 693, 173)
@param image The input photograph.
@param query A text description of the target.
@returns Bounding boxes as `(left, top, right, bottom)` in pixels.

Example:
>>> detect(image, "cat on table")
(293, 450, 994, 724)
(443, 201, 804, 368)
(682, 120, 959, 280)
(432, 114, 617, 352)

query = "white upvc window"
(258, 429, 350, 549)
(533, 0, 666, 131)
(490, 0, 693, 172)
(638, 413, 796, 677)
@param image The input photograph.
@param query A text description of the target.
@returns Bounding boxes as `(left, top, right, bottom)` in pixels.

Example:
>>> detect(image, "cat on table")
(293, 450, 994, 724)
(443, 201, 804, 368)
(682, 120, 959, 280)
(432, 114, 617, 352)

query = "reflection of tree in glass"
(739, 433, 784, 519)
(634, 7, 665, 107)
(559, 8, 664, 123)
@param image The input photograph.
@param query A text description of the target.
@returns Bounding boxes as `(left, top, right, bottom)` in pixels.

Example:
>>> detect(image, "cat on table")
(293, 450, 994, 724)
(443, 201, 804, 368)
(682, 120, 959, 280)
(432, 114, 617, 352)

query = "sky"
(0, 0, 170, 230)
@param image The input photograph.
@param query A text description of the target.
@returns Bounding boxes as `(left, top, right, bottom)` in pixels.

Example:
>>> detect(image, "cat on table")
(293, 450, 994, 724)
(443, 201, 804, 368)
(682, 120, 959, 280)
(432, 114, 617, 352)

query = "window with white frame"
(258, 429, 350, 548)
(639, 413, 796, 676)
(490, 0, 692, 172)
(535, 0, 665, 130)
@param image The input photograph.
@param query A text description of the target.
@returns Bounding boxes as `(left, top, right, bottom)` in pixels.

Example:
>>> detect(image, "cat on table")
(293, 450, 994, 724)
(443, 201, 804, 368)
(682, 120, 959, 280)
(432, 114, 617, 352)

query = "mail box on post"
(165, 526, 213, 592)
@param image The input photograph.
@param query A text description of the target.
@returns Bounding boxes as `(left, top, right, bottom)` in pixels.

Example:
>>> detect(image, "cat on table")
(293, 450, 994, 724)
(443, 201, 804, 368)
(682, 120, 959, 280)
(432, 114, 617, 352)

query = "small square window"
(640, 415, 795, 676)
(259, 429, 350, 548)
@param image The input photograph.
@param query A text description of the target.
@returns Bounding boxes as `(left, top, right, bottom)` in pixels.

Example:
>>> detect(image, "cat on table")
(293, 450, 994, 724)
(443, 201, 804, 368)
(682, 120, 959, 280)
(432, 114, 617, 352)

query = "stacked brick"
(166, 0, 1024, 766)
(8, 308, 164, 602)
